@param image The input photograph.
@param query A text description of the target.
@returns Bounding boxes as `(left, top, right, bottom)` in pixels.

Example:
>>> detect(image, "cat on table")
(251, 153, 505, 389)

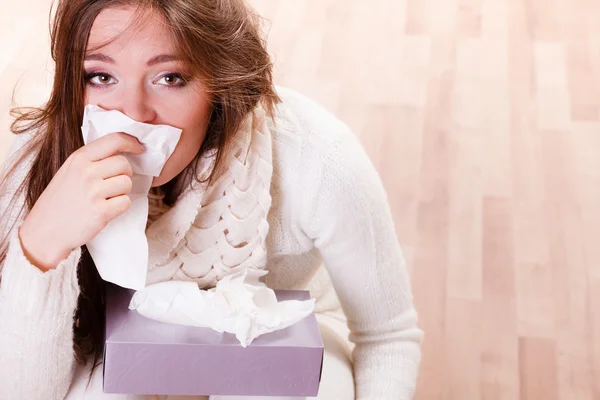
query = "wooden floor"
(2, 0, 600, 399)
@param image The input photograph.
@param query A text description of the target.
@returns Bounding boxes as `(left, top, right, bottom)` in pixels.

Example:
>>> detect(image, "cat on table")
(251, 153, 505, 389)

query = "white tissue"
(81, 105, 182, 290)
(129, 269, 316, 347)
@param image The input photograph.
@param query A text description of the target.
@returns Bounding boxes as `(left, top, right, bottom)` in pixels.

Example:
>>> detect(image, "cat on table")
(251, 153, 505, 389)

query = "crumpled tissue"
(81, 104, 182, 290)
(129, 268, 316, 347)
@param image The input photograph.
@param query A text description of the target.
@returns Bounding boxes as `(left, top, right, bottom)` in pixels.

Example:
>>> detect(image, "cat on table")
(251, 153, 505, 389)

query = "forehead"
(86, 6, 176, 55)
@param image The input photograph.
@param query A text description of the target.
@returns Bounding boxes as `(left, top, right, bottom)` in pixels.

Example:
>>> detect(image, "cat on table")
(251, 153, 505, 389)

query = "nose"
(115, 84, 157, 124)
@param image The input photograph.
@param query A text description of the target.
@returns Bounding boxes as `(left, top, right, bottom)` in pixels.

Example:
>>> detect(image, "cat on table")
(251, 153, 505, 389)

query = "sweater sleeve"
(0, 133, 82, 400)
(300, 131, 423, 400)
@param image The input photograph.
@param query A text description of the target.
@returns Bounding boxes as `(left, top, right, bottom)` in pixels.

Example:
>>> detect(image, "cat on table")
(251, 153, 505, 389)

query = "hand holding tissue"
(81, 104, 182, 290)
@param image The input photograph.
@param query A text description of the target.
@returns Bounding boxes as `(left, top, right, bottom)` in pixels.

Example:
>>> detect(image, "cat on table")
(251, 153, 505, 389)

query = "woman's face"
(84, 6, 211, 187)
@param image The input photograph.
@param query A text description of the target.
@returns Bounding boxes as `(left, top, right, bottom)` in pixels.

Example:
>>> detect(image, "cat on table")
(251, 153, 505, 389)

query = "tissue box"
(103, 284, 324, 396)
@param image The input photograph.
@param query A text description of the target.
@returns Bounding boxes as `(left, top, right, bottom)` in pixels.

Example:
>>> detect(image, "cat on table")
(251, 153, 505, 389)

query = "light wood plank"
(518, 337, 558, 400)
(481, 198, 519, 400)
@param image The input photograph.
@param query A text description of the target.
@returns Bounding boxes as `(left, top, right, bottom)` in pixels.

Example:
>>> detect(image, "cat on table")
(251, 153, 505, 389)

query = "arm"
(300, 131, 423, 400)
(0, 133, 81, 400)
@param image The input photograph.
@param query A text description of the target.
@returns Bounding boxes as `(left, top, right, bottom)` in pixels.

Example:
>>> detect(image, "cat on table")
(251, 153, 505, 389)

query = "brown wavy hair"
(0, 0, 279, 370)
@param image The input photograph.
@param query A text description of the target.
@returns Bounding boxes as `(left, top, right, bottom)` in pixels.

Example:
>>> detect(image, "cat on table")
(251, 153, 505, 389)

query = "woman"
(0, 0, 423, 399)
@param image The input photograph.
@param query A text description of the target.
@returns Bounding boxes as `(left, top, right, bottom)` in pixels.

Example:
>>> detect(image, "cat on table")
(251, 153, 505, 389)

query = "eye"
(155, 73, 186, 86)
(85, 72, 116, 86)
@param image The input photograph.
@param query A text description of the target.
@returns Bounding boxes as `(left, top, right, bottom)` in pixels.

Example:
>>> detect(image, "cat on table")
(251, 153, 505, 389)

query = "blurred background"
(1, 0, 599, 399)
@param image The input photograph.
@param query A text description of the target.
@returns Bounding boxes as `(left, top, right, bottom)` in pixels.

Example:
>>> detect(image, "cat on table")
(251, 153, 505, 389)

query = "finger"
(95, 155, 133, 179)
(103, 195, 131, 221)
(84, 132, 144, 161)
(99, 175, 133, 199)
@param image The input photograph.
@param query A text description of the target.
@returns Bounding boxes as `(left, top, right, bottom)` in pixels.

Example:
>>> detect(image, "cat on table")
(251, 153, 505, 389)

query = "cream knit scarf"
(144, 106, 273, 288)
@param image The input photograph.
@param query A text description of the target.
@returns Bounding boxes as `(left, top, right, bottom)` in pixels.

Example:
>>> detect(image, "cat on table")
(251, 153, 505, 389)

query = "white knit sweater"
(0, 88, 422, 399)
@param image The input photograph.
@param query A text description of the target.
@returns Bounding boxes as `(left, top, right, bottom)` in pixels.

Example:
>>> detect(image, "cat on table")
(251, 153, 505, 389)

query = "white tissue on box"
(81, 104, 182, 290)
(129, 269, 316, 347)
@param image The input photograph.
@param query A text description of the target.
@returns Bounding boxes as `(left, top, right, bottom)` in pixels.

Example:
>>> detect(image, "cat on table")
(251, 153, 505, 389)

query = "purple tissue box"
(103, 284, 324, 397)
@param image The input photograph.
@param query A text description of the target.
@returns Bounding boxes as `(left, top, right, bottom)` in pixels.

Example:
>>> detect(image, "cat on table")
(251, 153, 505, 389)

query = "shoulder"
(270, 86, 356, 154)
(0, 131, 39, 225)
(268, 87, 372, 185)
(269, 86, 377, 180)
(1, 131, 38, 190)
(267, 88, 386, 230)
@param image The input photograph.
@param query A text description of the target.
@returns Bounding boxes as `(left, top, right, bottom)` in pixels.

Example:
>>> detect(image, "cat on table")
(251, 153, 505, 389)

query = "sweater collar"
(144, 106, 273, 278)
(145, 152, 215, 269)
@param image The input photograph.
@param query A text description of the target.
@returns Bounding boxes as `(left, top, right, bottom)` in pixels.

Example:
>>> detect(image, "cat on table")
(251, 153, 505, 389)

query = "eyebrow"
(83, 53, 182, 66)
(146, 54, 182, 66)
(84, 53, 115, 63)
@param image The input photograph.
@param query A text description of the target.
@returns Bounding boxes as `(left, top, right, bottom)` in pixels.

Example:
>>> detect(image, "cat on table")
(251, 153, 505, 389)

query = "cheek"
(171, 130, 204, 168)
(153, 128, 204, 185)
(84, 91, 93, 106)
(170, 100, 212, 166)
(152, 104, 211, 187)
